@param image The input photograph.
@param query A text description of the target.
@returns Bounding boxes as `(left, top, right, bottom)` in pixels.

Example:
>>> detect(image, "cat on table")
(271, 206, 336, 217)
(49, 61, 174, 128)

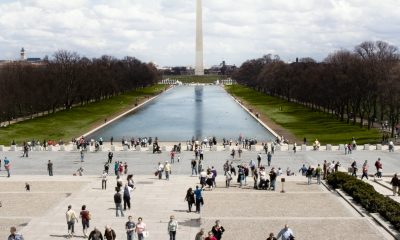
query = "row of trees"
(0, 50, 160, 124)
(233, 41, 400, 137)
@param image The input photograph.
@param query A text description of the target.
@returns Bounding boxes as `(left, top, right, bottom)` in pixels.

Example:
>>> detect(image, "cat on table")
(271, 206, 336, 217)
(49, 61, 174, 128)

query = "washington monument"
(195, 0, 204, 75)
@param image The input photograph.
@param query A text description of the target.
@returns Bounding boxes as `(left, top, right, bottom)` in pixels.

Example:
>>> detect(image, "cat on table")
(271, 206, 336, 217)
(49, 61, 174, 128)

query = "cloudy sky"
(0, 0, 400, 67)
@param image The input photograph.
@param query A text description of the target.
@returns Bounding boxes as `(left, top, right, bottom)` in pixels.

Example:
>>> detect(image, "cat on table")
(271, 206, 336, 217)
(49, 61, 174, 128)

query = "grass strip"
(226, 84, 380, 144)
(0, 85, 166, 145)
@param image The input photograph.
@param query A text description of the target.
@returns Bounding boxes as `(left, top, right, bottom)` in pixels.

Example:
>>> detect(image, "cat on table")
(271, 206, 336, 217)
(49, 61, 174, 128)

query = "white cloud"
(0, 0, 399, 67)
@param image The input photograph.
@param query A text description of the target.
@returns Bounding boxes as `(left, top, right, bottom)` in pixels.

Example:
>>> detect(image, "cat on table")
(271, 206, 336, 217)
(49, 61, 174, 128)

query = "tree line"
(233, 41, 400, 137)
(0, 50, 160, 124)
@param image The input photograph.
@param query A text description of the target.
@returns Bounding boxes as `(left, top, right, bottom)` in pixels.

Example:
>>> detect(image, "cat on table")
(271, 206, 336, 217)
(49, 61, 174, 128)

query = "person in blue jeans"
(114, 187, 124, 217)
(194, 185, 203, 213)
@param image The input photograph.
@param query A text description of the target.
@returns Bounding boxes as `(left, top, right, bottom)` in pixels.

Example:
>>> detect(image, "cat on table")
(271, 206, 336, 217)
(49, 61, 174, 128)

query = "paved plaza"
(1, 146, 400, 239)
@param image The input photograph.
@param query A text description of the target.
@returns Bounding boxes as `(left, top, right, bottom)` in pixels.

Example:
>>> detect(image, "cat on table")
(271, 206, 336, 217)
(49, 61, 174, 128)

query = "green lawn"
(0, 85, 166, 145)
(226, 85, 381, 144)
(164, 75, 227, 83)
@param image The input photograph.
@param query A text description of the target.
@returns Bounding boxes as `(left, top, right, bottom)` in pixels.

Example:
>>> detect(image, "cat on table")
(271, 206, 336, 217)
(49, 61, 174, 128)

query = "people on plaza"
(4, 157, 11, 177)
(269, 168, 277, 191)
(185, 188, 195, 212)
(102, 171, 108, 190)
(276, 224, 294, 240)
(47, 160, 54, 176)
(25, 182, 30, 191)
(390, 173, 399, 196)
(114, 187, 124, 217)
(194, 185, 203, 213)
(361, 160, 369, 180)
(257, 153, 262, 167)
(165, 161, 171, 180)
(375, 158, 383, 178)
(299, 164, 307, 176)
(123, 183, 132, 210)
(225, 170, 232, 188)
(211, 220, 225, 240)
(351, 160, 358, 177)
(66, 205, 78, 238)
(80, 150, 85, 162)
(8, 226, 24, 240)
(168, 215, 178, 240)
(266, 232, 277, 240)
(126, 215, 136, 240)
(195, 228, 205, 240)
(205, 231, 217, 240)
(104, 225, 116, 240)
(136, 217, 147, 240)
(79, 205, 90, 238)
(88, 227, 103, 240)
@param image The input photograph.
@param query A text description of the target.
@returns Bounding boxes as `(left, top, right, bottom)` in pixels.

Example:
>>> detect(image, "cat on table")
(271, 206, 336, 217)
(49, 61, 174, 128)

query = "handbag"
(143, 231, 149, 238)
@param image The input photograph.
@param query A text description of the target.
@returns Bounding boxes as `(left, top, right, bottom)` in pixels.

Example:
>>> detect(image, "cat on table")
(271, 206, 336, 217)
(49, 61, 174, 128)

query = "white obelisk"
(195, 0, 204, 75)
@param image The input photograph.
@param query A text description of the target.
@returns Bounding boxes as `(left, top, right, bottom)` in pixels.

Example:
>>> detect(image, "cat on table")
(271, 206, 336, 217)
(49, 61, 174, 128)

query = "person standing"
(323, 160, 328, 179)
(8, 226, 24, 240)
(361, 160, 369, 180)
(4, 157, 11, 178)
(315, 164, 322, 185)
(276, 224, 294, 240)
(205, 231, 217, 240)
(102, 171, 108, 190)
(199, 149, 204, 161)
(104, 225, 116, 240)
(168, 215, 178, 240)
(124, 162, 128, 175)
(157, 162, 164, 180)
(170, 151, 175, 163)
(80, 150, 84, 162)
(211, 220, 225, 240)
(126, 216, 136, 240)
(165, 161, 171, 180)
(47, 160, 53, 176)
(66, 205, 78, 238)
(267, 152, 272, 167)
(257, 153, 262, 167)
(88, 227, 103, 240)
(194, 185, 203, 213)
(184, 188, 195, 212)
(108, 151, 113, 163)
(390, 173, 399, 196)
(79, 205, 90, 238)
(114, 161, 119, 176)
(195, 229, 205, 240)
(123, 184, 132, 211)
(136, 217, 147, 240)
(192, 160, 198, 176)
(269, 168, 277, 191)
(114, 187, 124, 217)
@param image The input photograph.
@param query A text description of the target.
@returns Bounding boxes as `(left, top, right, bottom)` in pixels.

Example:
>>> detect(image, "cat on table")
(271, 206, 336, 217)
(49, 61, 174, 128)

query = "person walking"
(323, 160, 328, 179)
(114, 187, 124, 217)
(306, 166, 313, 185)
(194, 185, 203, 213)
(79, 205, 90, 238)
(390, 173, 399, 196)
(126, 216, 136, 240)
(205, 231, 217, 240)
(375, 158, 383, 178)
(184, 188, 195, 212)
(104, 225, 116, 240)
(102, 171, 108, 190)
(66, 205, 78, 238)
(47, 160, 53, 176)
(211, 220, 225, 240)
(351, 160, 358, 177)
(136, 217, 147, 240)
(257, 153, 262, 167)
(195, 229, 205, 240)
(276, 224, 294, 240)
(8, 226, 24, 240)
(80, 150, 85, 162)
(361, 160, 369, 180)
(168, 215, 178, 240)
(157, 162, 164, 180)
(88, 227, 103, 240)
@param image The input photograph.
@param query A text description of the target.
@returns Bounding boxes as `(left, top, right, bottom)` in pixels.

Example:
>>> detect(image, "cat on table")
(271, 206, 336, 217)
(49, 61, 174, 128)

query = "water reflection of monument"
(194, 85, 203, 139)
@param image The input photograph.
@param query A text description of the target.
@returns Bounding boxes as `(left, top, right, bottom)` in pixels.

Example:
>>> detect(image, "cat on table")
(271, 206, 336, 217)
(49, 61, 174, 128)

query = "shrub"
(327, 172, 400, 230)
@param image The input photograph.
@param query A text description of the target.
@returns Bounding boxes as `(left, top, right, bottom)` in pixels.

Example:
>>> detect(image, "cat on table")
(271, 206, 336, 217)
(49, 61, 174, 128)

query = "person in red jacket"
(205, 231, 217, 240)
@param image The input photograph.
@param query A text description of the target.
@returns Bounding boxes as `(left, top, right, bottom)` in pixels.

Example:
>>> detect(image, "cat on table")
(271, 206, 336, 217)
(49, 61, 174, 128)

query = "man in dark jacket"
(88, 227, 103, 240)
(114, 187, 124, 217)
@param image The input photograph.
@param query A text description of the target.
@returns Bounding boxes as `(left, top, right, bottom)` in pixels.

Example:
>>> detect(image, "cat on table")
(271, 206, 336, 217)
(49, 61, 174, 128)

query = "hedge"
(327, 172, 400, 230)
